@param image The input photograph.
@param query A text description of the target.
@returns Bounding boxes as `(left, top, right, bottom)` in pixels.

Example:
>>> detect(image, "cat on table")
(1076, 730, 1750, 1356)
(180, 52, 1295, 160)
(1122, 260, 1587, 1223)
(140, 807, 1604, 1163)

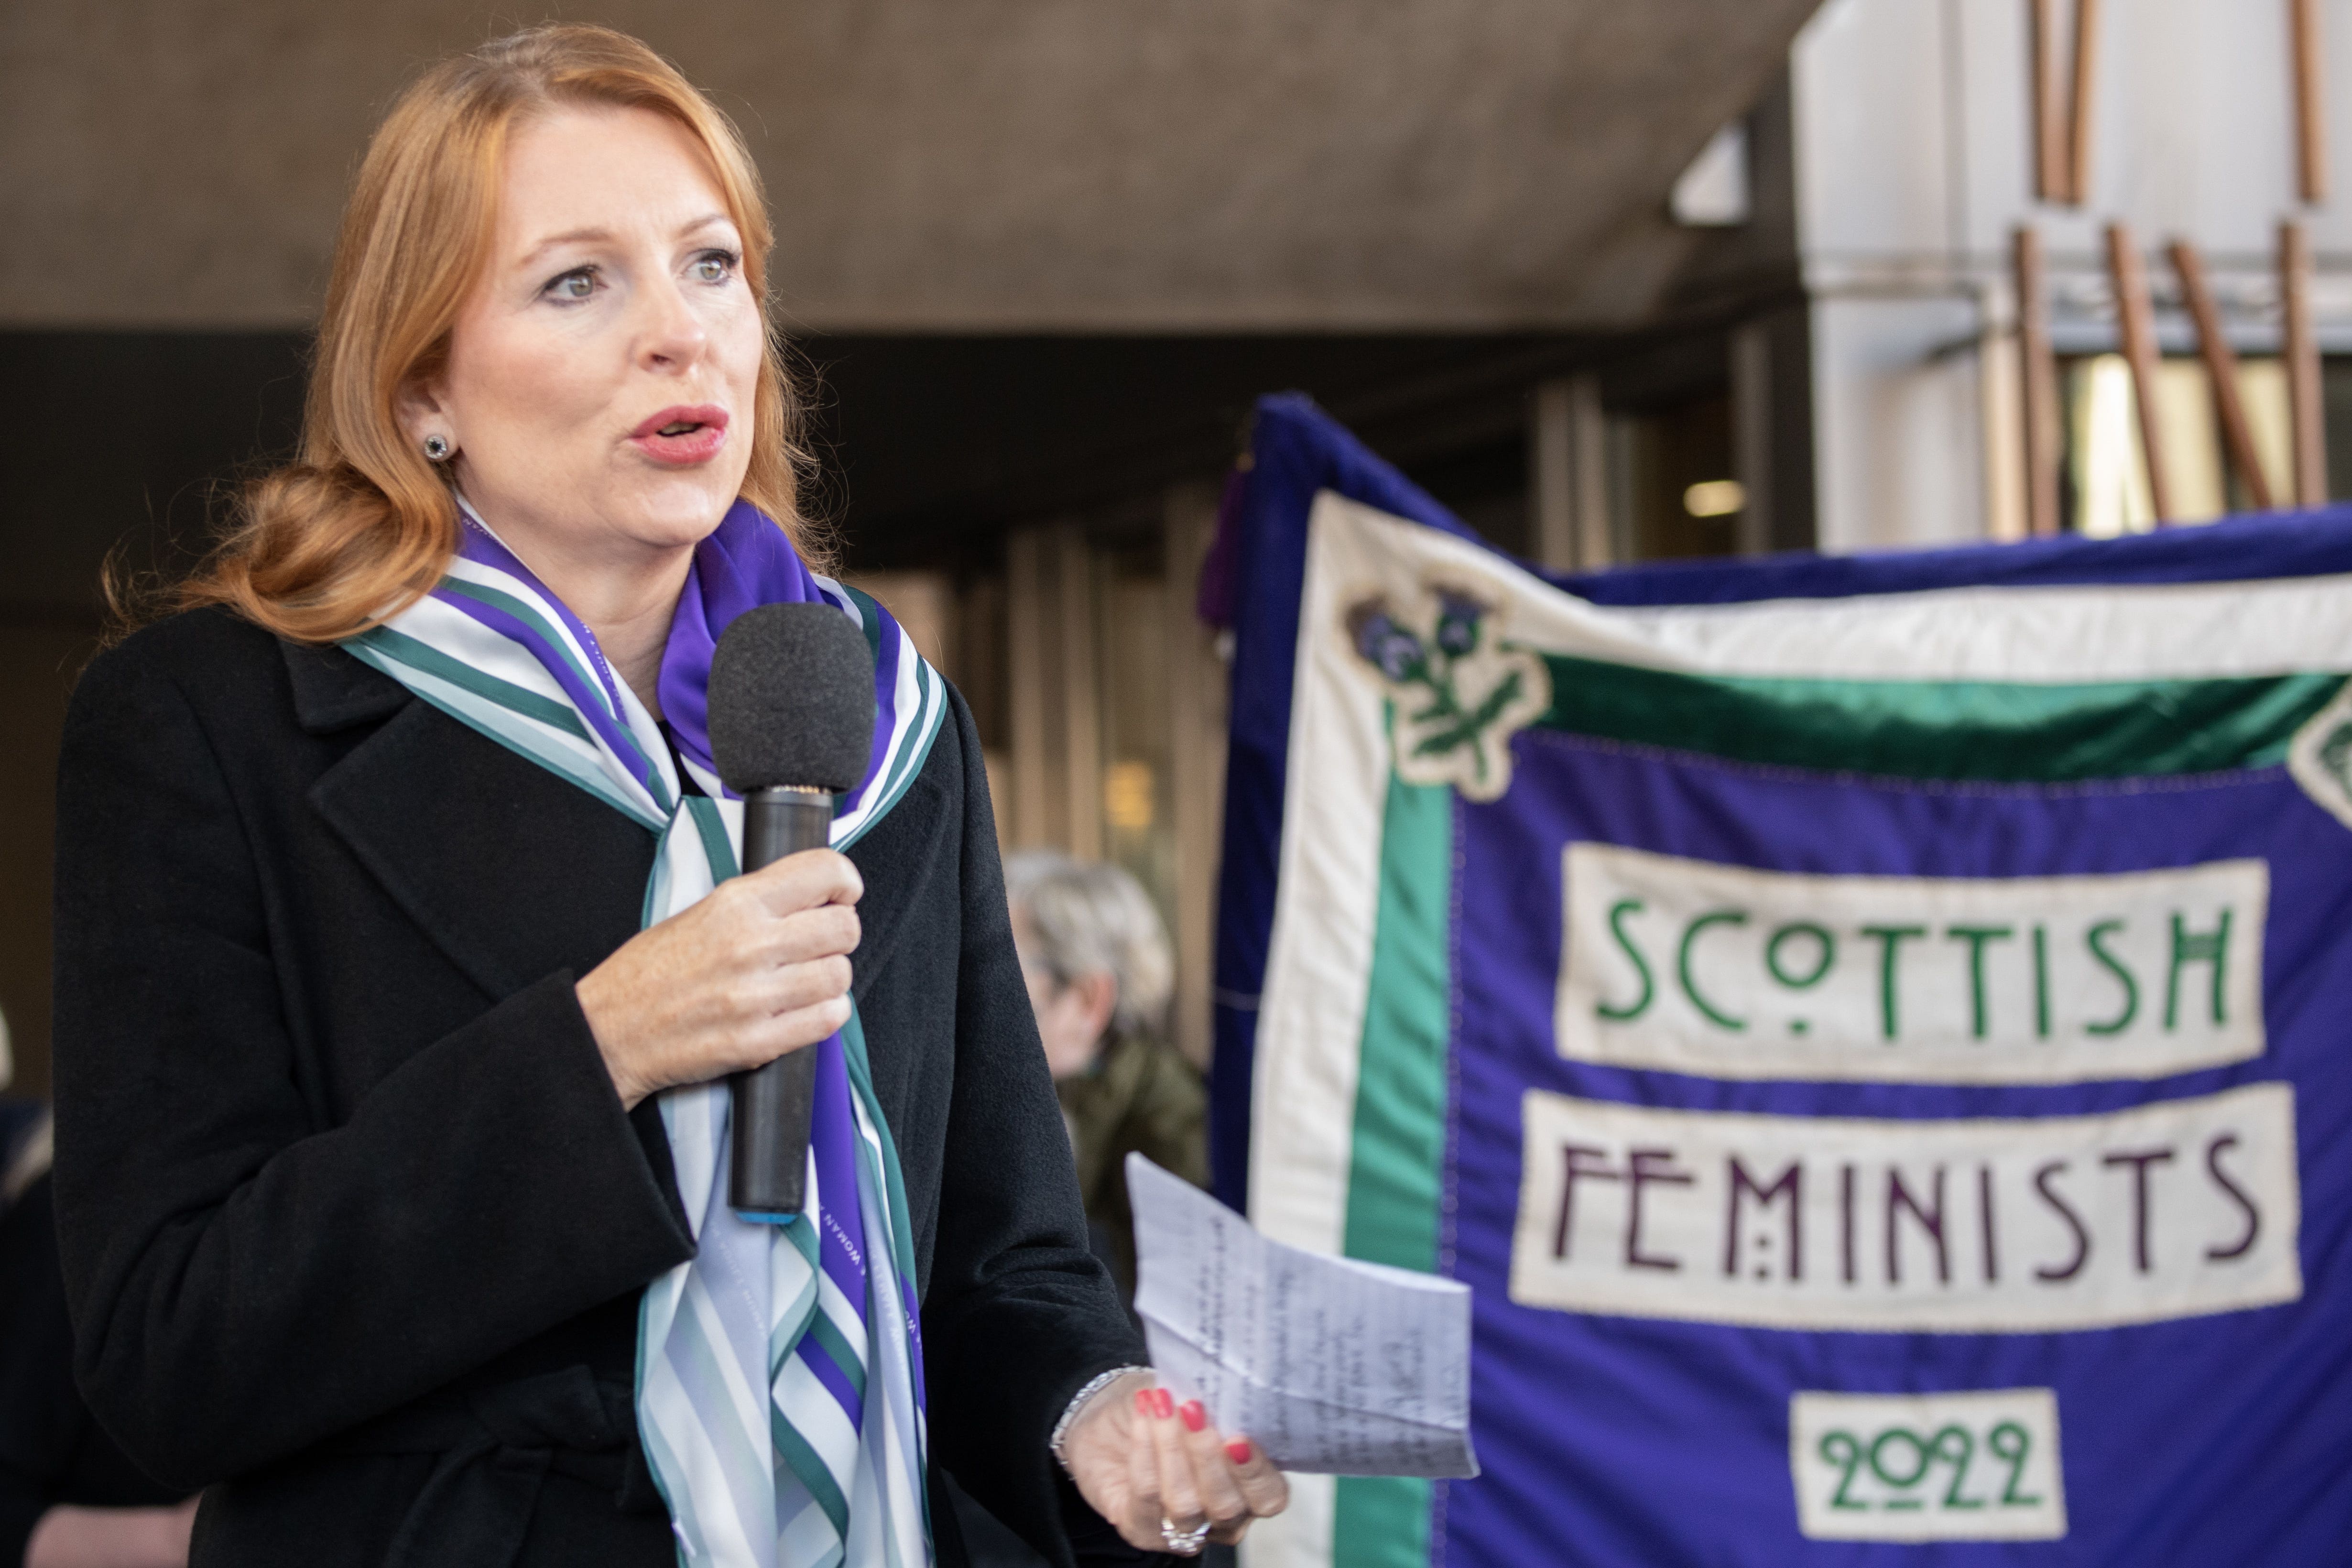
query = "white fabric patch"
(1311, 490, 2352, 682)
(1248, 502, 1397, 1255)
(1557, 844, 2268, 1084)
(1789, 1388, 2066, 1541)
(1235, 1473, 1335, 1568)
(1507, 1083, 2300, 1332)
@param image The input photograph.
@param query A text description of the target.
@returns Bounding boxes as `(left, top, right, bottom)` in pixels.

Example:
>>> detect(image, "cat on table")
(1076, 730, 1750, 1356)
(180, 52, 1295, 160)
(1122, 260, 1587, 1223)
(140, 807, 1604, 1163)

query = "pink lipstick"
(629, 403, 730, 466)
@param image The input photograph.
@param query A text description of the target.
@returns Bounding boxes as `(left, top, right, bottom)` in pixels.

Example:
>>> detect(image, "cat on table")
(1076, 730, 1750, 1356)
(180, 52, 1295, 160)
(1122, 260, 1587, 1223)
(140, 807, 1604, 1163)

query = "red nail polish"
(1134, 1390, 1154, 1416)
(1180, 1401, 1207, 1432)
(1226, 1439, 1252, 1464)
(1152, 1388, 1176, 1419)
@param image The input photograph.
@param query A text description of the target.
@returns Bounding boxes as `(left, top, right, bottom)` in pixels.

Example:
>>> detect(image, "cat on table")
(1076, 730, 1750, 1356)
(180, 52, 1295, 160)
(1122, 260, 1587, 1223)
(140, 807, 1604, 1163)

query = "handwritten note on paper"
(1126, 1154, 1478, 1478)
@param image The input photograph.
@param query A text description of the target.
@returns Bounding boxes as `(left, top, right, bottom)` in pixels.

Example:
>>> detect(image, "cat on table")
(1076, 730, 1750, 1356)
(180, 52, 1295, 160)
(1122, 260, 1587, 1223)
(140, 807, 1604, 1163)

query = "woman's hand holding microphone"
(573, 849, 1289, 1554)
(575, 848, 863, 1110)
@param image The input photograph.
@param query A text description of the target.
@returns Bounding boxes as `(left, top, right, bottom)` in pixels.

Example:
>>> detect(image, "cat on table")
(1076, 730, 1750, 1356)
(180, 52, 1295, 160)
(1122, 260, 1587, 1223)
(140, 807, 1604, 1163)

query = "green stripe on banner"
(1334, 757, 1453, 1568)
(1535, 657, 2342, 781)
(1342, 770, 1453, 1268)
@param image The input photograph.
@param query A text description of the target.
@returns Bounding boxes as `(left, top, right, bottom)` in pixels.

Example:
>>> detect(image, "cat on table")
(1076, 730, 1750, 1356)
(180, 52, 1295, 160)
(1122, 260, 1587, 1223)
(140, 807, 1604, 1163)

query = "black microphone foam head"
(708, 602, 878, 794)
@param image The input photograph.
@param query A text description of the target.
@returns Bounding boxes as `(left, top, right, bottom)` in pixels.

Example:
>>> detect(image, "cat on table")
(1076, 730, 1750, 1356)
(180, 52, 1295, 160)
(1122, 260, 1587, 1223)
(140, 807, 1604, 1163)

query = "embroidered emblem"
(2286, 675, 2352, 832)
(1345, 585, 1552, 801)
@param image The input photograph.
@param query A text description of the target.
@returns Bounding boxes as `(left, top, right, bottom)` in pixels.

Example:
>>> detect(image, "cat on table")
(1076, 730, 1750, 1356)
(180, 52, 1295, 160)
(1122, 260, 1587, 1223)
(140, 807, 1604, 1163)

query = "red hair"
(160, 23, 818, 642)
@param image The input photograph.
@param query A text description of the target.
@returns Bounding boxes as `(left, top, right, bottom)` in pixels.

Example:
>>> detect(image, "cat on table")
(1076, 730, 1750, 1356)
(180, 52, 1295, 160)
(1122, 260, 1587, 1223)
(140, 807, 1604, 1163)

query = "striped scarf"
(344, 498, 942, 1568)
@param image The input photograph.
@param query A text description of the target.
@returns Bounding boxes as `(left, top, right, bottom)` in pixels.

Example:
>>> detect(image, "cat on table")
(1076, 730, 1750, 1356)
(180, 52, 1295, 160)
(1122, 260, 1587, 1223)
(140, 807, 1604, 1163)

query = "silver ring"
(1160, 1517, 1212, 1556)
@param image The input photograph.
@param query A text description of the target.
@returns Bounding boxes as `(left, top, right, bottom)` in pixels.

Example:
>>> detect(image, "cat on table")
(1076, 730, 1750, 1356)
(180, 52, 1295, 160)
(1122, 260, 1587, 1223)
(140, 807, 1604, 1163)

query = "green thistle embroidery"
(1347, 589, 1526, 787)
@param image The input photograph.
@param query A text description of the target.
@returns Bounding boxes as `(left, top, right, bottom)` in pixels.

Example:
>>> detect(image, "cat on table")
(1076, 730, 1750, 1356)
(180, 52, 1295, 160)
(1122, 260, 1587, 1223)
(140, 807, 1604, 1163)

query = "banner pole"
(2281, 219, 2330, 507)
(2015, 227, 2064, 536)
(2169, 239, 2276, 511)
(2292, 0, 2328, 206)
(2106, 223, 2174, 525)
(2028, 0, 2067, 203)
(2069, 0, 2103, 203)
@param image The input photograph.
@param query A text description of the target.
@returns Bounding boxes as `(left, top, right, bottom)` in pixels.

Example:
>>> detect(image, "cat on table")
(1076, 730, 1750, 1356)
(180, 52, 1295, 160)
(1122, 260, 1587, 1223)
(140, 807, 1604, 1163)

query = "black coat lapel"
(845, 762, 954, 1115)
(294, 647, 657, 1001)
(287, 642, 957, 1139)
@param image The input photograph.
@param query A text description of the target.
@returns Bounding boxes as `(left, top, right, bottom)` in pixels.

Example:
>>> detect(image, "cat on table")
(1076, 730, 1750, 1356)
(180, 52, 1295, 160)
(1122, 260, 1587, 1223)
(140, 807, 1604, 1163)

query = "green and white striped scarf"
(346, 499, 943, 1567)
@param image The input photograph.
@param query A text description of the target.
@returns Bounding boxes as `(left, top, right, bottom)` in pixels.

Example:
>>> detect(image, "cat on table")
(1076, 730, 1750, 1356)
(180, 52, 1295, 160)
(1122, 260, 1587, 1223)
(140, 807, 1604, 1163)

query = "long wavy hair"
(144, 24, 819, 643)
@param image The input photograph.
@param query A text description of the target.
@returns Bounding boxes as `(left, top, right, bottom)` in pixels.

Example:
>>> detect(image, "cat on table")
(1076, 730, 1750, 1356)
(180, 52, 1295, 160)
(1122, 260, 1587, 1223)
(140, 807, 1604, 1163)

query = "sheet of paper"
(1127, 1153, 1478, 1478)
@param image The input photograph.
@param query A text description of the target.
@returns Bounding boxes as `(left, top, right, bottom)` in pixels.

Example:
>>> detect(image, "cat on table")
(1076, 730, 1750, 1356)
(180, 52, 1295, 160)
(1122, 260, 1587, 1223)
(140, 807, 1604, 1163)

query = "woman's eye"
(544, 268, 597, 302)
(692, 251, 738, 284)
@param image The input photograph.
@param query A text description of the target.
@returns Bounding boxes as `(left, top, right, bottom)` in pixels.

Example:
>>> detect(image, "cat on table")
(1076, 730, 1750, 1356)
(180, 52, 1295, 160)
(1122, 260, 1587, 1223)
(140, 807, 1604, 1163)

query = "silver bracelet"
(1049, 1365, 1150, 1473)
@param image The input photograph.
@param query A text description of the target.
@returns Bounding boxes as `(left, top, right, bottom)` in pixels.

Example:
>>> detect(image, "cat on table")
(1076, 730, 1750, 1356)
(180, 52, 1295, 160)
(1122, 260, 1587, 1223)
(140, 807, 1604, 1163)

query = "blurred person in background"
(0, 1015, 193, 1568)
(1006, 853, 1209, 1302)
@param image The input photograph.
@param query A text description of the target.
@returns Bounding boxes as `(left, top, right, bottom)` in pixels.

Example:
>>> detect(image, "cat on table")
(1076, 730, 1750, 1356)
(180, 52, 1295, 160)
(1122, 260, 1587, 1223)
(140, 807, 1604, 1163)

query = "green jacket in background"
(1056, 1030, 1209, 1301)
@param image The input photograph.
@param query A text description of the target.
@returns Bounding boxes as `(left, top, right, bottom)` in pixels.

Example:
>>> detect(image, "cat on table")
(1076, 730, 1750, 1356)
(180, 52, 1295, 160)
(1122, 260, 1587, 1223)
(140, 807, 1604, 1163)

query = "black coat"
(50, 607, 1150, 1568)
(0, 1172, 185, 1565)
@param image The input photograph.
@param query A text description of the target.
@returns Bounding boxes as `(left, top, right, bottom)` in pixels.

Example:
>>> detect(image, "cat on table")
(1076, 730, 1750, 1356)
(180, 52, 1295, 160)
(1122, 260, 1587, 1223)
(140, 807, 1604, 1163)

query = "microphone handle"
(728, 786, 836, 1221)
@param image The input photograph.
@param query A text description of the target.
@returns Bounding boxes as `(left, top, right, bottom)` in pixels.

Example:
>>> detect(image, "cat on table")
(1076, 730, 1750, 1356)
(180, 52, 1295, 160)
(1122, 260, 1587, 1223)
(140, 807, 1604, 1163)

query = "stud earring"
(423, 435, 451, 462)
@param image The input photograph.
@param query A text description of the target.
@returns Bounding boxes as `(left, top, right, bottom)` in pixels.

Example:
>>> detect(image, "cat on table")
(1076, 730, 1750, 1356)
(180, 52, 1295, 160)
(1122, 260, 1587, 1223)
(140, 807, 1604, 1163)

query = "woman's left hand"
(1058, 1370, 1289, 1557)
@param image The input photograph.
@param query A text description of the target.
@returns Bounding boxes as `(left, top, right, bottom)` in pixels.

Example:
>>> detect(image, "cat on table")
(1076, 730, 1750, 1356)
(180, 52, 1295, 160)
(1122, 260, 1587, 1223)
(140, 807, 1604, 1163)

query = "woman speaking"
(50, 24, 1284, 1568)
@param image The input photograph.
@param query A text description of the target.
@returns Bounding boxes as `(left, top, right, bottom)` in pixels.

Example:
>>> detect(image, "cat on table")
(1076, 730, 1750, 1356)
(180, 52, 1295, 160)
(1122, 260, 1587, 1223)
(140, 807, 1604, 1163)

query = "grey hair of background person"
(1003, 850, 1174, 1038)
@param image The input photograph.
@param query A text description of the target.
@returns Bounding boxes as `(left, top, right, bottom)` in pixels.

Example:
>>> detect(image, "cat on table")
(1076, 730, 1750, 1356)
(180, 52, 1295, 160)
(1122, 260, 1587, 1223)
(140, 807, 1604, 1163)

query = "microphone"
(706, 603, 877, 1223)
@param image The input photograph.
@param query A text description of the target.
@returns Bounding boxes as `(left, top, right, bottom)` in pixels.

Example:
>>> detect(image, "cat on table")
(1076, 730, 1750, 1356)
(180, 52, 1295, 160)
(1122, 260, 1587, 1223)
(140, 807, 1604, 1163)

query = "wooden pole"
(2282, 219, 2330, 506)
(2029, 0, 2068, 203)
(2292, 0, 2328, 205)
(2069, 0, 2103, 203)
(2168, 240, 2276, 511)
(2015, 227, 2064, 535)
(2106, 223, 2174, 524)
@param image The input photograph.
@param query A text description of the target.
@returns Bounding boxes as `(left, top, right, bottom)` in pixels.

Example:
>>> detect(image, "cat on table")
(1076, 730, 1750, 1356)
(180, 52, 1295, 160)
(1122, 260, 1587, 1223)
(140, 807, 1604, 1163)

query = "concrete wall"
(1792, 0, 2352, 551)
(0, 0, 1820, 331)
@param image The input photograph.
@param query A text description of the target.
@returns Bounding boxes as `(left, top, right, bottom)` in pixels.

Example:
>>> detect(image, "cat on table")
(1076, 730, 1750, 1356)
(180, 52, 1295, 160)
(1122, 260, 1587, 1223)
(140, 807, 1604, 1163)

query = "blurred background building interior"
(3, 0, 2348, 1099)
